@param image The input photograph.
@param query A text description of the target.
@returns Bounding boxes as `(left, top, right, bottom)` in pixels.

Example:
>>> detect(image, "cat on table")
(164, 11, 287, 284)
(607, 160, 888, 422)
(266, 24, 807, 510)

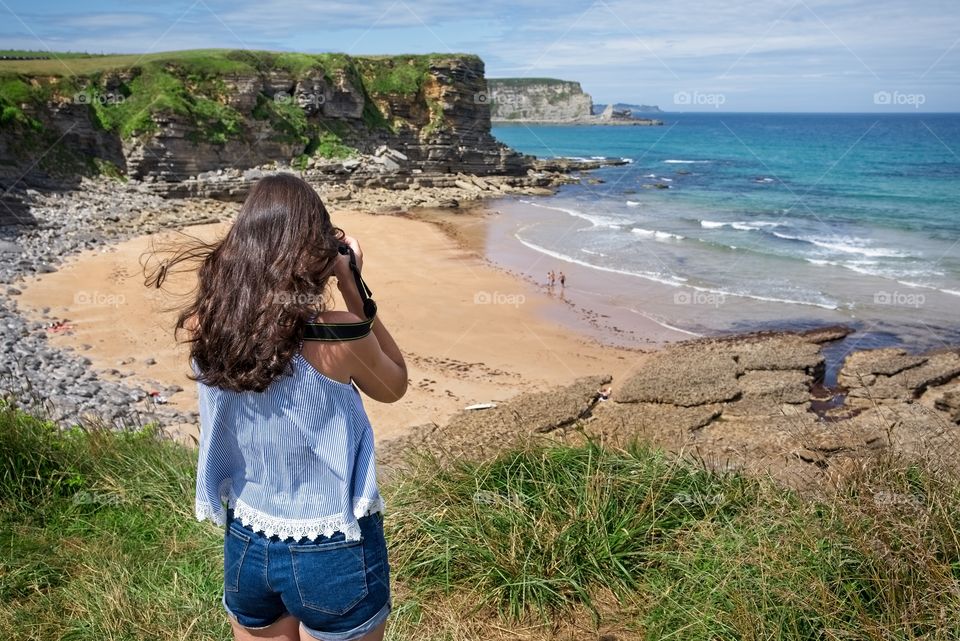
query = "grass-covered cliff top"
(0, 48, 480, 80)
(4, 402, 960, 639)
(0, 48, 482, 147)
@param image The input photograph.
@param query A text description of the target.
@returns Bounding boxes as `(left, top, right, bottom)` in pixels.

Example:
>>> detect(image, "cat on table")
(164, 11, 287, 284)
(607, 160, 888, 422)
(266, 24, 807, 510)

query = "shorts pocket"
(224, 521, 251, 593)
(290, 538, 368, 615)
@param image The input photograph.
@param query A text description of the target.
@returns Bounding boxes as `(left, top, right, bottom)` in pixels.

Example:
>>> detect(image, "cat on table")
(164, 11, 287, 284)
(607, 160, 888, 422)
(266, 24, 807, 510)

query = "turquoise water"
(490, 114, 960, 347)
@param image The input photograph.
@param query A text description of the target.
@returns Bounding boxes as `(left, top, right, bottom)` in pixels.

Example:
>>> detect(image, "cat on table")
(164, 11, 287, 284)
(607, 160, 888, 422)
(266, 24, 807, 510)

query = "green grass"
(0, 48, 462, 151)
(357, 55, 435, 96)
(3, 403, 960, 640)
(388, 442, 754, 621)
(0, 49, 250, 76)
(0, 50, 110, 58)
(0, 76, 46, 130)
(309, 130, 357, 160)
(354, 54, 463, 133)
(88, 65, 245, 142)
(0, 75, 93, 173)
(251, 91, 310, 144)
(0, 404, 226, 640)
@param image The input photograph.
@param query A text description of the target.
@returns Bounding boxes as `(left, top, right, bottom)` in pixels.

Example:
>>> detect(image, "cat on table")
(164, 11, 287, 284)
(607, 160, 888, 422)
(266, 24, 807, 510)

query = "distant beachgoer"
(559, 272, 566, 288)
(548, 270, 556, 287)
(155, 174, 402, 641)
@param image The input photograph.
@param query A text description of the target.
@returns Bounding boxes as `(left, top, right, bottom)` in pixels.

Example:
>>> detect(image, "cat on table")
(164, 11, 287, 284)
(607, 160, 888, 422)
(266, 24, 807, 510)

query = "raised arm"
(335, 235, 408, 403)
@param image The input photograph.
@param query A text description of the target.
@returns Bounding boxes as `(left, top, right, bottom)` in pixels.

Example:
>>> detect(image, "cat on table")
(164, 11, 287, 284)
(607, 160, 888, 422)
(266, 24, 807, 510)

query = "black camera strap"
(303, 245, 377, 342)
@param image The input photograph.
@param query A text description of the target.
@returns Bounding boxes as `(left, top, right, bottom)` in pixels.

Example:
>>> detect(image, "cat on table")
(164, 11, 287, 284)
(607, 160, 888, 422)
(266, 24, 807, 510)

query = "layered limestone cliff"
(486, 78, 593, 122)
(0, 50, 528, 192)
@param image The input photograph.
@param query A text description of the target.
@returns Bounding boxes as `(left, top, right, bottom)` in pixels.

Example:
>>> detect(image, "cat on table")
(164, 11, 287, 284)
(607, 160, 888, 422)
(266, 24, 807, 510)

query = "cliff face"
(0, 50, 527, 190)
(486, 78, 593, 122)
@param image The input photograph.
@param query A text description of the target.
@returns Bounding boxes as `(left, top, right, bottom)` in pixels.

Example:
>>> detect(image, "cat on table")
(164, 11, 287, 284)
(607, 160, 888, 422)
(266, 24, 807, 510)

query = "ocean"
(489, 113, 960, 352)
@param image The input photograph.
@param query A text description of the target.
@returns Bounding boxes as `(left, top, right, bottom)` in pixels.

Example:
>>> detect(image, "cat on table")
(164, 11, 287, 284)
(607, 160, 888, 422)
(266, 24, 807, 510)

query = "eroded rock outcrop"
(839, 348, 960, 404)
(381, 327, 960, 493)
(377, 375, 610, 471)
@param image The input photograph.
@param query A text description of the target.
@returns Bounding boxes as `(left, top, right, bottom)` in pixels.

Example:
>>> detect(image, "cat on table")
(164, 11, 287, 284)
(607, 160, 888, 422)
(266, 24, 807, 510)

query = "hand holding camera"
(334, 234, 363, 284)
(334, 234, 377, 320)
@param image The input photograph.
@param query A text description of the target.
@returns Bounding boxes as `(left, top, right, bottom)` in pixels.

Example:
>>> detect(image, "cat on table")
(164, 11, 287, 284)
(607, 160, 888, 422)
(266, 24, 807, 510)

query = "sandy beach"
(17, 205, 645, 445)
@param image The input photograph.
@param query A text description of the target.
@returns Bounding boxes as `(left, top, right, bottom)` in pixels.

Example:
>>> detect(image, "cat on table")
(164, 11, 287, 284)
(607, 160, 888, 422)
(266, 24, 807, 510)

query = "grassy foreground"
(3, 403, 960, 640)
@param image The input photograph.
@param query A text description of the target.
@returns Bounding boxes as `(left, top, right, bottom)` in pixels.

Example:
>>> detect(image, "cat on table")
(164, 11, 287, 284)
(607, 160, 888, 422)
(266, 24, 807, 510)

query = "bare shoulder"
(300, 312, 378, 383)
(306, 311, 378, 359)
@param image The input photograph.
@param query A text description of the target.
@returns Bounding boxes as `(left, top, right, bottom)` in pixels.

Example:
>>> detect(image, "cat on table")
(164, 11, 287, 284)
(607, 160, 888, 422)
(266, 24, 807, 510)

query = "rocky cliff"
(0, 50, 528, 195)
(486, 78, 593, 122)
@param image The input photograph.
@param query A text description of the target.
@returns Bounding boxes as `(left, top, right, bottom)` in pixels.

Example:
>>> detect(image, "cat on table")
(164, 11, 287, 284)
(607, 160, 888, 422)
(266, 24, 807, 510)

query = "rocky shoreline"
(138, 151, 626, 202)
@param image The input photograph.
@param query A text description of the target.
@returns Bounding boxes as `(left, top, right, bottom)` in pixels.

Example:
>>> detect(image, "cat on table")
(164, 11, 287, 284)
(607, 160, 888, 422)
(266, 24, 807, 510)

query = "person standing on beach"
(157, 174, 406, 641)
(548, 270, 555, 288)
(559, 272, 566, 288)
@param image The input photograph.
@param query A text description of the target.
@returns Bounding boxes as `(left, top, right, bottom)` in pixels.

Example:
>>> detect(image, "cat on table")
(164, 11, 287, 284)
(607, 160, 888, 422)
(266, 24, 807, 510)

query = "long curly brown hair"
(149, 174, 343, 392)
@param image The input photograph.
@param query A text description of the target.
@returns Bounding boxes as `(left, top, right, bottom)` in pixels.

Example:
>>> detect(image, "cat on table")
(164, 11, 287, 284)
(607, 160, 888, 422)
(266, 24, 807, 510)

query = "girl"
(161, 174, 407, 641)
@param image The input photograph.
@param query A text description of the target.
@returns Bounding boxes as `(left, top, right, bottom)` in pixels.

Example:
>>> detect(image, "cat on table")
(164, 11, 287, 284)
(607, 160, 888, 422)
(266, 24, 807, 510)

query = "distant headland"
(486, 77, 663, 125)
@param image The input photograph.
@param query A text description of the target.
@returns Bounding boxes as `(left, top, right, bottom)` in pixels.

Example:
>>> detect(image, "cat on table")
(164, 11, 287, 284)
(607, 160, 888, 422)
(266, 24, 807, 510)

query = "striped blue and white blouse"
(193, 352, 383, 542)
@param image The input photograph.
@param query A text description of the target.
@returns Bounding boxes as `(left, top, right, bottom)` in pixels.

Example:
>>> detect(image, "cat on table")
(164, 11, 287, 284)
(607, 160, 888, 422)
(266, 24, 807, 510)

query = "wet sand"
(413, 203, 700, 348)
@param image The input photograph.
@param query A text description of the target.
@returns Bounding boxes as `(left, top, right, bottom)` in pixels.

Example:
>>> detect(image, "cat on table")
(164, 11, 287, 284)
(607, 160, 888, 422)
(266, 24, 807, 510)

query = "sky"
(1, 0, 957, 112)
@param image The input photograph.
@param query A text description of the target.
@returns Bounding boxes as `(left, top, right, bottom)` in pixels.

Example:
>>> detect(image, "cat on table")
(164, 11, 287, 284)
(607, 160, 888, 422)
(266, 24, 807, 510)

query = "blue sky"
(1, 0, 957, 111)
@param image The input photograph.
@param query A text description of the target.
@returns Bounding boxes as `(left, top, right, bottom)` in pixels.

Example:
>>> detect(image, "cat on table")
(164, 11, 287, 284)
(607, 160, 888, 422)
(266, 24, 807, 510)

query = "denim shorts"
(222, 509, 391, 641)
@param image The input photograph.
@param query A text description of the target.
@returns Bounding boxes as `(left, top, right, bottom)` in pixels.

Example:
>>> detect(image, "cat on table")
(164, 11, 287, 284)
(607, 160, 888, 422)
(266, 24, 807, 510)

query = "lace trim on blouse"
(195, 478, 384, 542)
